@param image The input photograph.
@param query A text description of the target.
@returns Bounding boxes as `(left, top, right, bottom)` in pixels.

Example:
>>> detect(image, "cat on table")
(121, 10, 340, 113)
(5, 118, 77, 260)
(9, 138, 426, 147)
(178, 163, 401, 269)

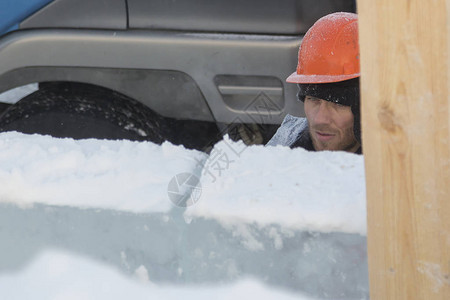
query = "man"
(267, 12, 362, 154)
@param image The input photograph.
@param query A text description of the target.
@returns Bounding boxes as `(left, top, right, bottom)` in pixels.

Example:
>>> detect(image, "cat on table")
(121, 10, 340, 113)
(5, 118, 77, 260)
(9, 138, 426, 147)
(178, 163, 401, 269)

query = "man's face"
(304, 96, 360, 153)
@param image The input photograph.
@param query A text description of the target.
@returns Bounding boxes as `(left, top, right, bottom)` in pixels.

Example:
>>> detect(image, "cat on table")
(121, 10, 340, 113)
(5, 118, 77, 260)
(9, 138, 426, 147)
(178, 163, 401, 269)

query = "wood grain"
(357, 0, 450, 299)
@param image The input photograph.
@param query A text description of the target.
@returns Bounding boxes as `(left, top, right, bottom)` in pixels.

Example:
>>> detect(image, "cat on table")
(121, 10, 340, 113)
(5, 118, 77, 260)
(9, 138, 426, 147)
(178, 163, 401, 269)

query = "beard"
(309, 124, 359, 152)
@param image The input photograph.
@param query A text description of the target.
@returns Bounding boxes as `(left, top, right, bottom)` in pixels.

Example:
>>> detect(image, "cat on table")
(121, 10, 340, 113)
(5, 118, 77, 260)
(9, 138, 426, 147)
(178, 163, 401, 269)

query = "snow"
(0, 130, 368, 299)
(0, 132, 366, 235)
(0, 250, 306, 300)
(0, 131, 206, 212)
(188, 136, 366, 235)
(0, 83, 38, 104)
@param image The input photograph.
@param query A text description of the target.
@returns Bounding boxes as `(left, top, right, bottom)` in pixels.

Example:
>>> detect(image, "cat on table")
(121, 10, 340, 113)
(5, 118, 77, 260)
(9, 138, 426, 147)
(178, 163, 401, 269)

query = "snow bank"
(0, 131, 206, 212)
(0, 132, 369, 299)
(0, 132, 366, 234)
(0, 249, 308, 300)
(189, 137, 366, 235)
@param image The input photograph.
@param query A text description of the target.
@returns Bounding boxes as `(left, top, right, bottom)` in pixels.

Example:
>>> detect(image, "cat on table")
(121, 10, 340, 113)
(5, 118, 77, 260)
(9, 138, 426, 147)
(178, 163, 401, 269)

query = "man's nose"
(314, 100, 332, 124)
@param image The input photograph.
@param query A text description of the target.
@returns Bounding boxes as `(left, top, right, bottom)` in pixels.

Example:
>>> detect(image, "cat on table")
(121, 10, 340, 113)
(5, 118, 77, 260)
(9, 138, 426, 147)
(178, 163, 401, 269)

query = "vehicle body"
(0, 0, 356, 148)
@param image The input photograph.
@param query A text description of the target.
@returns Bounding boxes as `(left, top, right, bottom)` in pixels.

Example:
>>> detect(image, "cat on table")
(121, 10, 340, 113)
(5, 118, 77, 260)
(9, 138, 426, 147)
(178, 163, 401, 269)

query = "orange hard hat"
(286, 12, 360, 84)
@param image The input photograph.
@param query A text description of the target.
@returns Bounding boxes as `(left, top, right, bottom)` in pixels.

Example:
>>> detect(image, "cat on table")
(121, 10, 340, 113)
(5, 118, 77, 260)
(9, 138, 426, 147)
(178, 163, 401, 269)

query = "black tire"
(0, 83, 169, 143)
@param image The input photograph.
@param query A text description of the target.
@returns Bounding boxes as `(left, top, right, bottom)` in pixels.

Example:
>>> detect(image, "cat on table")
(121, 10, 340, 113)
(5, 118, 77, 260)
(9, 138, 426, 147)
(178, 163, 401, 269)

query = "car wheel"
(0, 83, 169, 143)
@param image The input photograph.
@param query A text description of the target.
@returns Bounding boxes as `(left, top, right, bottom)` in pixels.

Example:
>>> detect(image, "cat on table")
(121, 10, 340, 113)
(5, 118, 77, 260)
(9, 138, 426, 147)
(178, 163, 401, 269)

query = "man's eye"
(330, 100, 345, 108)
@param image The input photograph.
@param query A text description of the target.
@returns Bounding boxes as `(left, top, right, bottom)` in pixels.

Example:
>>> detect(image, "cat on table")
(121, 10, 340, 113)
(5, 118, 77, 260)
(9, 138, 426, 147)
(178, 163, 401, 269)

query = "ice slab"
(0, 204, 368, 299)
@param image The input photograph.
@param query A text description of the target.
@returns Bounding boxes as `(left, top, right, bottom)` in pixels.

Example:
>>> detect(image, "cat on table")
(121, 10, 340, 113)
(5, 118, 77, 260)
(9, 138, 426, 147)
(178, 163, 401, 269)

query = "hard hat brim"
(286, 72, 360, 84)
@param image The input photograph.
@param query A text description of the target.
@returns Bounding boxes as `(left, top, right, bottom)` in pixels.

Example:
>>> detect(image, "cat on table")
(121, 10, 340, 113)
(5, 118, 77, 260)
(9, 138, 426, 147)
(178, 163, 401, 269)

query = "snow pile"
(0, 131, 206, 212)
(0, 131, 366, 234)
(189, 137, 366, 235)
(0, 249, 307, 300)
(0, 132, 369, 299)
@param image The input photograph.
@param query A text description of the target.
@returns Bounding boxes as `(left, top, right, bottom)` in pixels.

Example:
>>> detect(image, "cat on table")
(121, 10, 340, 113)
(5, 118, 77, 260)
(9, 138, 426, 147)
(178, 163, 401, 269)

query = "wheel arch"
(0, 66, 215, 122)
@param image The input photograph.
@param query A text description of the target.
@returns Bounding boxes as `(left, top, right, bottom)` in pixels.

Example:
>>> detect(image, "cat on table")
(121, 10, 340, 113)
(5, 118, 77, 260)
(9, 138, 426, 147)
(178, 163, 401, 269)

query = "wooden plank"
(357, 0, 450, 299)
